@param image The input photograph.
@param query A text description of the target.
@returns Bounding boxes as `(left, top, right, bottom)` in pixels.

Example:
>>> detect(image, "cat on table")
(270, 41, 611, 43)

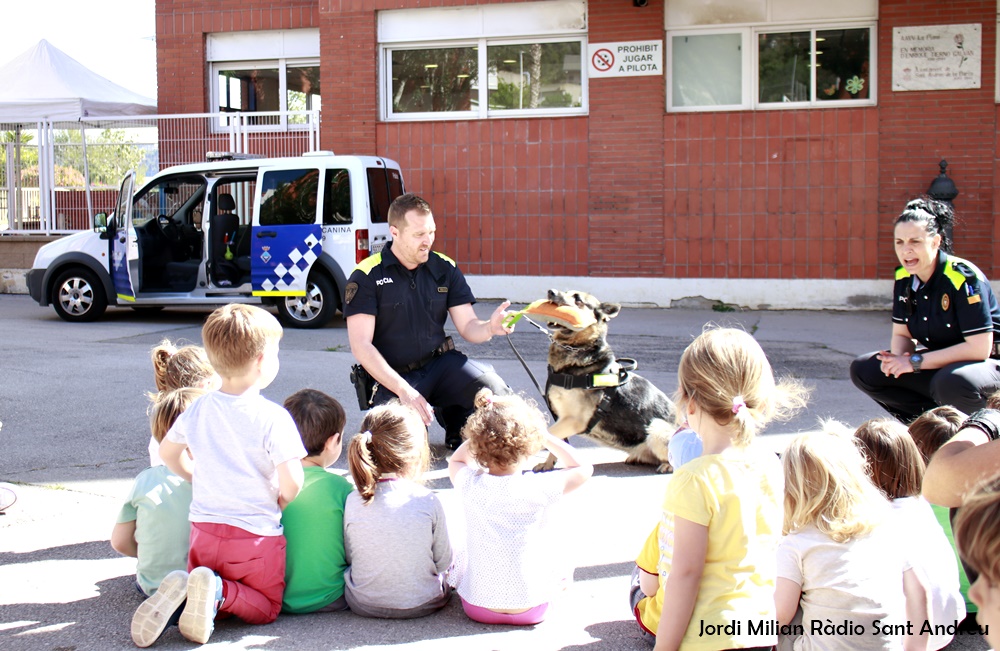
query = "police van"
(25, 152, 404, 328)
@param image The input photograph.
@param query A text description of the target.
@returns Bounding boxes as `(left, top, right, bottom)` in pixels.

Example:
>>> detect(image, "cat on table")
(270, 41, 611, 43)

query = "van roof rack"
(205, 151, 265, 161)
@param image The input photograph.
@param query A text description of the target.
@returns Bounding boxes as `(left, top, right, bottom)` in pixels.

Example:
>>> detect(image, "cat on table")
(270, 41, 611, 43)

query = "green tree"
(53, 128, 148, 188)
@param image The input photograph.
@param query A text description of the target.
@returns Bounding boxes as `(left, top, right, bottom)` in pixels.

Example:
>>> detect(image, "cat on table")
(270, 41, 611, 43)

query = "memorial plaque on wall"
(892, 23, 981, 91)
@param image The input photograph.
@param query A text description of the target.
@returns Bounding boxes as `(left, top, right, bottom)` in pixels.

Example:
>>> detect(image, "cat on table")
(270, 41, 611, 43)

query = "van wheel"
(275, 274, 336, 329)
(51, 268, 108, 322)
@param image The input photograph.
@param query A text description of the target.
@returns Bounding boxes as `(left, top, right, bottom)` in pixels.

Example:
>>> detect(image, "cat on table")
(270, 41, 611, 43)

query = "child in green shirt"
(281, 389, 354, 613)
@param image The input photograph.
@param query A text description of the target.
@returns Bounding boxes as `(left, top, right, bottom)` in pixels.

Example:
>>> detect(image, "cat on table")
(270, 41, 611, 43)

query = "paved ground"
(0, 294, 990, 650)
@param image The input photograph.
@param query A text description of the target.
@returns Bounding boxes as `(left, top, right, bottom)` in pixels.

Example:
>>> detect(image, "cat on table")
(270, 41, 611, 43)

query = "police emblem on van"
(261, 246, 271, 264)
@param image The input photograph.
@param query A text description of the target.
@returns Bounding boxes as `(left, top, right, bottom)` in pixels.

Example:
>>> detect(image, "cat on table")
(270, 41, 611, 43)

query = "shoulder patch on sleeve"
(432, 251, 457, 267)
(353, 252, 383, 275)
(344, 282, 359, 305)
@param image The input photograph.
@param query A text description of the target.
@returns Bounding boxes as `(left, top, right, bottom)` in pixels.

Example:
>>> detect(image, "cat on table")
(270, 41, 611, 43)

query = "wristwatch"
(910, 353, 923, 373)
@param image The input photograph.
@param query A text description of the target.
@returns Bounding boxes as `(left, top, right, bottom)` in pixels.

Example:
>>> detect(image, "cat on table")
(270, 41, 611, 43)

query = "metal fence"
(0, 110, 320, 234)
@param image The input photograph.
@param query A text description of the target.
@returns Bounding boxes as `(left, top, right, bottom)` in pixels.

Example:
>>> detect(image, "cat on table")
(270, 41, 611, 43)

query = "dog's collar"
(547, 358, 636, 391)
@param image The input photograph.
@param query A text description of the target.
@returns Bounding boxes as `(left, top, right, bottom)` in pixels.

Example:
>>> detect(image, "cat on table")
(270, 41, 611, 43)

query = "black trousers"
(372, 350, 510, 445)
(850, 351, 1000, 422)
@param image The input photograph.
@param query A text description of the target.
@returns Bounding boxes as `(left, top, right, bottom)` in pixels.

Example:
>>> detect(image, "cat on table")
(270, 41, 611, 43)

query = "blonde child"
(854, 418, 965, 650)
(776, 429, 929, 651)
(343, 401, 452, 618)
(133, 304, 306, 647)
(908, 407, 979, 626)
(280, 389, 353, 614)
(113, 387, 204, 599)
(633, 327, 806, 651)
(448, 388, 593, 626)
(147, 340, 218, 466)
(953, 478, 1000, 649)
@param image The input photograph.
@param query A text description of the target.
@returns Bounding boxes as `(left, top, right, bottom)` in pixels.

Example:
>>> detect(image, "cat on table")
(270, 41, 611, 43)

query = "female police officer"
(851, 197, 1000, 422)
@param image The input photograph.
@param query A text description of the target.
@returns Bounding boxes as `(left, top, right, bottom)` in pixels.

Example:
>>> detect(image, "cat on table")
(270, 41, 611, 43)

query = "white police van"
(26, 152, 404, 328)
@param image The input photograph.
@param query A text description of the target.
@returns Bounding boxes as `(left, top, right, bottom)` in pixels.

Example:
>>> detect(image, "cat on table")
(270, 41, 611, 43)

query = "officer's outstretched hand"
(489, 300, 514, 337)
(400, 385, 435, 426)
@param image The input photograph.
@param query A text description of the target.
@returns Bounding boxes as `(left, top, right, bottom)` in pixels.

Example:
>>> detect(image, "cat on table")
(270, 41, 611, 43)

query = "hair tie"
(732, 396, 747, 415)
(361, 430, 372, 445)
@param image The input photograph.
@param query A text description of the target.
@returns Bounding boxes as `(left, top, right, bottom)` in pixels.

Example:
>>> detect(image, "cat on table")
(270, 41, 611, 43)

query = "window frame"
(665, 21, 877, 113)
(210, 58, 321, 132)
(380, 35, 588, 121)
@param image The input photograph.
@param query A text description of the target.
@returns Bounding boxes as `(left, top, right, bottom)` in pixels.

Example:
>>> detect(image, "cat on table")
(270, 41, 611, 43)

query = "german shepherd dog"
(540, 289, 676, 472)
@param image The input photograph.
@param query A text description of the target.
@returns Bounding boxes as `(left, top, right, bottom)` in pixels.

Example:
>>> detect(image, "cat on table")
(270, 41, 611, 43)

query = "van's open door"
(250, 166, 322, 297)
(110, 171, 137, 302)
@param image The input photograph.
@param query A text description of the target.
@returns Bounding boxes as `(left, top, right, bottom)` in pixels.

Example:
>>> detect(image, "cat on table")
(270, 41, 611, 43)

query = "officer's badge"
(345, 282, 359, 305)
(941, 294, 950, 311)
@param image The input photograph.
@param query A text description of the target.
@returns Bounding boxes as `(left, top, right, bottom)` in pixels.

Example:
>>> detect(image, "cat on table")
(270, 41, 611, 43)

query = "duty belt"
(394, 337, 455, 374)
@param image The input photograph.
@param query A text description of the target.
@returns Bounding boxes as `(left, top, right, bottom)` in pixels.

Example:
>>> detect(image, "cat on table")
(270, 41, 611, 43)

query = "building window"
(379, 0, 587, 121)
(207, 29, 321, 130)
(213, 61, 321, 128)
(668, 24, 874, 111)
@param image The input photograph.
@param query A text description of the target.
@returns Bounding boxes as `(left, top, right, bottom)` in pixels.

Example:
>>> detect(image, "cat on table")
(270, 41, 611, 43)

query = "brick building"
(154, 0, 1000, 309)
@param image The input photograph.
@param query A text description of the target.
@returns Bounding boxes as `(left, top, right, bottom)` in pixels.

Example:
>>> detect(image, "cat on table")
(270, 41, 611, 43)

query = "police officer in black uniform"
(343, 193, 513, 449)
(851, 197, 1000, 422)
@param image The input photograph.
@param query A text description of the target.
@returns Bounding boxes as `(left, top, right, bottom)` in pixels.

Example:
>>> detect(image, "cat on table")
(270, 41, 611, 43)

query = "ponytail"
(896, 196, 955, 253)
(347, 430, 379, 504)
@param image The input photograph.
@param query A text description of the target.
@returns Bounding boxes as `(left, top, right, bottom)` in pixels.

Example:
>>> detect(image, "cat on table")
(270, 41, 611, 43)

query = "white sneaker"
(131, 570, 188, 647)
(178, 567, 221, 644)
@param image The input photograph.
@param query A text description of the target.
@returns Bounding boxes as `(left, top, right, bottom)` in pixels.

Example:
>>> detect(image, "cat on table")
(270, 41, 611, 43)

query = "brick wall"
(878, 0, 997, 276)
(153, 0, 1000, 281)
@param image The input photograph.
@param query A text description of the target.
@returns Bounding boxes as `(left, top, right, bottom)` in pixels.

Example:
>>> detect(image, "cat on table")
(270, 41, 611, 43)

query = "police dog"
(539, 289, 676, 473)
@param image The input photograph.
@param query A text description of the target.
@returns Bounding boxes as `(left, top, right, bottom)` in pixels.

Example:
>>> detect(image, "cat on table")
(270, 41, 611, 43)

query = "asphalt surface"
(0, 294, 990, 651)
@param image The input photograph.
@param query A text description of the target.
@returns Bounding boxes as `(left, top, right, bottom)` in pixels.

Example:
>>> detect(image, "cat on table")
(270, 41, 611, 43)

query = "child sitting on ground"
(908, 406, 978, 627)
(112, 387, 204, 598)
(280, 389, 353, 614)
(854, 417, 965, 650)
(343, 401, 452, 618)
(147, 339, 218, 466)
(953, 478, 1000, 649)
(631, 327, 806, 650)
(448, 388, 593, 626)
(132, 304, 306, 647)
(776, 429, 929, 651)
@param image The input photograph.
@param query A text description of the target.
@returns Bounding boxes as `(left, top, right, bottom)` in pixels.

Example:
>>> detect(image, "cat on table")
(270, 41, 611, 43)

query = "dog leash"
(506, 315, 550, 400)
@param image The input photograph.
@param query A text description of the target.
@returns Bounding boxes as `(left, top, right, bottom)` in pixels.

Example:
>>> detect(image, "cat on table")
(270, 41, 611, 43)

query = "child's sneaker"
(131, 570, 188, 647)
(178, 566, 222, 644)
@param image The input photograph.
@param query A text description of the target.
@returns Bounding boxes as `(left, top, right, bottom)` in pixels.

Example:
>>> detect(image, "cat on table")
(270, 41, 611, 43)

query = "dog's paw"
(532, 460, 557, 473)
(655, 462, 674, 474)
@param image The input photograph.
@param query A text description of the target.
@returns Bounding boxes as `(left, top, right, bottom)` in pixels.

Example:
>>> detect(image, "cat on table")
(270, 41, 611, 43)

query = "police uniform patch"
(941, 294, 950, 311)
(437, 287, 448, 293)
(345, 282, 359, 305)
(969, 294, 982, 305)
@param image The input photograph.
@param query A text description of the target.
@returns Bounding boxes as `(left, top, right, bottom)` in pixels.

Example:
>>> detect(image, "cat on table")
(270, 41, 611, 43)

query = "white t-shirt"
(165, 389, 305, 536)
(890, 496, 965, 650)
(777, 523, 912, 651)
(449, 466, 566, 609)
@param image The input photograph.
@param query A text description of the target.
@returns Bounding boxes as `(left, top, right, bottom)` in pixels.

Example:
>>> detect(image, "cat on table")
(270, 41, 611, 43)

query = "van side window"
(323, 169, 352, 225)
(366, 167, 402, 224)
(259, 169, 320, 226)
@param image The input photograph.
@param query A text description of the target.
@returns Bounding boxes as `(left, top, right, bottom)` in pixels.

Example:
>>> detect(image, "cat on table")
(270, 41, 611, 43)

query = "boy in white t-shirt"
(131, 304, 306, 647)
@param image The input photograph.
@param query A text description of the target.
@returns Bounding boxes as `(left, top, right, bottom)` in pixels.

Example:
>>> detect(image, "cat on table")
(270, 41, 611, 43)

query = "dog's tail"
(645, 419, 673, 464)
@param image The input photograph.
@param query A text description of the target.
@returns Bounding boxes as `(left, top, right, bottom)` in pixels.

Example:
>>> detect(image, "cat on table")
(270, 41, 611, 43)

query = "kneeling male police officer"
(344, 193, 513, 449)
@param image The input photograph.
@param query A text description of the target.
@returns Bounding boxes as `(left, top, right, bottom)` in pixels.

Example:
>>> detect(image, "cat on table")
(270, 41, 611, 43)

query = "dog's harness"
(546, 358, 637, 434)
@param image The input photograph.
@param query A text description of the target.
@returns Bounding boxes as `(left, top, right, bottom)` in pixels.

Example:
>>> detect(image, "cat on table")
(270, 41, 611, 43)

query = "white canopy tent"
(0, 39, 156, 232)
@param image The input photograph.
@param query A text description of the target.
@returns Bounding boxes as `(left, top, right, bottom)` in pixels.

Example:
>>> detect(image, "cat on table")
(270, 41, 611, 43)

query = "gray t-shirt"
(343, 479, 451, 610)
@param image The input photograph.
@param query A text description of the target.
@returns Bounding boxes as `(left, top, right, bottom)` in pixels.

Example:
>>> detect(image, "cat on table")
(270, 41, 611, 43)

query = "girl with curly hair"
(447, 388, 593, 625)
